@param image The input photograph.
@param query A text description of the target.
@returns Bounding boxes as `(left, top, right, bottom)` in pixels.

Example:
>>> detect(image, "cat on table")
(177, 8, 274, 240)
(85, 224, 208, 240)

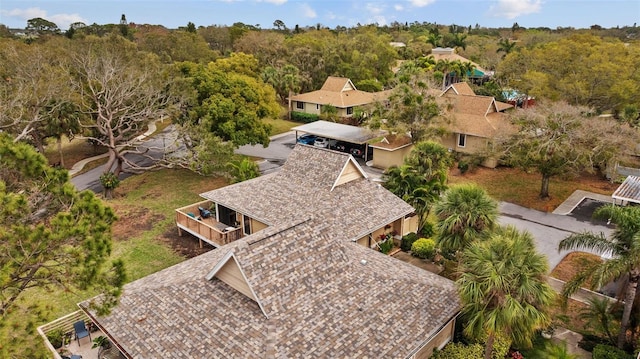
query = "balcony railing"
(175, 200, 243, 247)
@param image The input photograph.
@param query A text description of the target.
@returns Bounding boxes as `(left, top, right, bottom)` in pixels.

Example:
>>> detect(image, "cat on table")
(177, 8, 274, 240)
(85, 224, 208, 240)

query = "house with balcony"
(77, 145, 461, 358)
(176, 144, 419, 249)
(288, 76, 390, 120)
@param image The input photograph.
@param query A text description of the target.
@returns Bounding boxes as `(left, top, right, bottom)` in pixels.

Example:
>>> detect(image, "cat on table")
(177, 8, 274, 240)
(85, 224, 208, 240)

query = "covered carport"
(612, 175, 640, 206)
(292, 120, 384, 162)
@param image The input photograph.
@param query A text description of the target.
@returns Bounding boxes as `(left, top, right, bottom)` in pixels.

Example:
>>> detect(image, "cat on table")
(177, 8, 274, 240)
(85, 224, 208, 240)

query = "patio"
(38, 310, 125, 359)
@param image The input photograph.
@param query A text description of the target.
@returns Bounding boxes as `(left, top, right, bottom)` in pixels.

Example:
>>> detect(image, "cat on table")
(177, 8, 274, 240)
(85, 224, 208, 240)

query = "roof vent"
(360, 259, 367, 265)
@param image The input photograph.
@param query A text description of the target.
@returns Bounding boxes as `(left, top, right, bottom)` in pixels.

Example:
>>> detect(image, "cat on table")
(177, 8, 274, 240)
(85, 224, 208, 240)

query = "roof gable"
(320, 76, 357, 92)
(442, 82, 476, 97)
(333, 157, 367, 190)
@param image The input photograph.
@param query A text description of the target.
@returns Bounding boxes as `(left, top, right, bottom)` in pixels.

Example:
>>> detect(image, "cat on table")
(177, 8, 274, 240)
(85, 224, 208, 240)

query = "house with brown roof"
(367, 82, 513, 170)
(80, 145, 461, 358)
(176, 144, 418, 249)
(438, 82, 514, 168)
(288, 76, 390, 119)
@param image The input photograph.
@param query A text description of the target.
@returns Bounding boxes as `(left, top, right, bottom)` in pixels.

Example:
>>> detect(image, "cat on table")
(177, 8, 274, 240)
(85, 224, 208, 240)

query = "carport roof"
(292, 120, 384, 144)
(612, 175, 640, 204)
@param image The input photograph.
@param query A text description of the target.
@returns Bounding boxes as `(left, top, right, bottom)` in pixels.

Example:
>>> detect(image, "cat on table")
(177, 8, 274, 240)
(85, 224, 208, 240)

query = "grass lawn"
(264, 117, 299, 135)
(448, 165, 618, 212)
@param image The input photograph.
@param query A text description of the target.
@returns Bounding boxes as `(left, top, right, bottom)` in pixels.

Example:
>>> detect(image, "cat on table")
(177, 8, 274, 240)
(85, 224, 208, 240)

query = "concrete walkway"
(552, 189, 613, 215)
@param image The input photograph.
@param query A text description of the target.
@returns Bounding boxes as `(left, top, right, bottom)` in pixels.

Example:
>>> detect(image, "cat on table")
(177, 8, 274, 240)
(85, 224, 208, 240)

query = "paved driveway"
(499, 202, 613, 271)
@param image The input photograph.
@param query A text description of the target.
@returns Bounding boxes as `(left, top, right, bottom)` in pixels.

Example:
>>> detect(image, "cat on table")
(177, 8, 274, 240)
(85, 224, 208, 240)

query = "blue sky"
(1, 0, 638, 31)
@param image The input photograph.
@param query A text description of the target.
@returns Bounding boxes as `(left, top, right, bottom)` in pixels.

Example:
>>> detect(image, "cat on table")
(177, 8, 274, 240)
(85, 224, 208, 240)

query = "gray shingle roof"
(200, 145, 415, 239)
(82, 217, 460, 358)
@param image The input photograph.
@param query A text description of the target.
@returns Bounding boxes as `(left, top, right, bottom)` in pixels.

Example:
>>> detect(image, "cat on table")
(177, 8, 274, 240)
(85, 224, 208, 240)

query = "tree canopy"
(498, 101, 637, 199)
(0, 133, 125, 318)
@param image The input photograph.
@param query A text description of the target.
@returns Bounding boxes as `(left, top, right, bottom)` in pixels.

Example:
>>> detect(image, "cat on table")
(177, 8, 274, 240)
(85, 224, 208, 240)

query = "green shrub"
(458, 160, 470, 174)
(401, 232, 419, 251)
(291, 111, 319, 123)
(432, 342, 484, 358)
(592, 344, 633, 359)
(46, 329, 64, 348)
(420, 221, 434, 238)
(411, 238, 436, 259)
(379, 238, 394, 254)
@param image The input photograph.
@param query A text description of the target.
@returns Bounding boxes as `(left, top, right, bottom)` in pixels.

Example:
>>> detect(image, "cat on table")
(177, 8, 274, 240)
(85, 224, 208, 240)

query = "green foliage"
(592, 344, 634, 359)
(92, 335, 111, 349)
(559, 204, 640, 349)
(431, 342, 484, 358)
(99, 172, 120, 189)
(226, 157, 260, 184)
(458, 226, 556, 353)
(434, 183, 498, 255)
(432, 334, 510, 359)
(46, 328, 64, 348)
(401, 232, 419, 251)
(176, 58, 278, 148)
(411, 238, 436, 259)
(0, 133, 123, 317)
(378, 238, 394, 254)
(355, 79, 383, 92)
(291, 111, 319, 123)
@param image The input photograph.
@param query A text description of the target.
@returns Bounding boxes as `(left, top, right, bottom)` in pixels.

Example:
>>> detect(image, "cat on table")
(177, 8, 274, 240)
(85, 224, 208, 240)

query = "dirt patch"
(551, 251, 603, 288)
(111, 204, 165, 241)
(158, 227, 214, 258)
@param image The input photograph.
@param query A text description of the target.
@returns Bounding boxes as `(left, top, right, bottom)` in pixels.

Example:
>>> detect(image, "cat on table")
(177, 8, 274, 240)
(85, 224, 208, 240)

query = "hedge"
(592, 344, 634, 359)
(401, 232, 419, 251)
(291, 111, 319, 123)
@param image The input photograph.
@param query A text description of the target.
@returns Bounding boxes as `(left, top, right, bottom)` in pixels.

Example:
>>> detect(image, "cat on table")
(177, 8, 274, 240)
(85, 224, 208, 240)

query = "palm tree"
(383, 164, 439, 234)
(458, 226, 555, 359)
(434, 183, 498, 256)
(579, 297, 617, 345)
(497, 38, 517, 58)
(558, 204, 640, 349)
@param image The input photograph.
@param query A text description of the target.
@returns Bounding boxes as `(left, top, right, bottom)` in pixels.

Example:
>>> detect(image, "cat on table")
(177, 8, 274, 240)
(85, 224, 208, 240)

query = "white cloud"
(257, 0, 288, 4)
(365, 3, 385, 15)
(368, 15, 388, 26)
(300, 3, 317, 18)
(394, 4, 404, 11)
(488, 0, 542, 19)
(410, 0, 436, 7)
(2, 7, 85, 29)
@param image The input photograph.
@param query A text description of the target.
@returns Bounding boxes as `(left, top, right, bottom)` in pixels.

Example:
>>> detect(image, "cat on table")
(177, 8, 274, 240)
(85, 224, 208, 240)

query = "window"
(316, 104, 320, 110)
(243, 215, 252, 235)
(457, 134, 466, 148)
(296, 101, 304, 110)
(346, 107, 354, 115)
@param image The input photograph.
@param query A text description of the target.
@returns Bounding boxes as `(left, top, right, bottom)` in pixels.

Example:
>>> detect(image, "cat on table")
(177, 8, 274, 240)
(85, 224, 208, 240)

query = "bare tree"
(70, 37, 173, 177)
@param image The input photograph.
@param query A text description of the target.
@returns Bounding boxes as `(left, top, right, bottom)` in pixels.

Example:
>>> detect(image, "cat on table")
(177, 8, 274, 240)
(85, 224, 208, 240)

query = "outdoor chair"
(73, 320, 91, 345)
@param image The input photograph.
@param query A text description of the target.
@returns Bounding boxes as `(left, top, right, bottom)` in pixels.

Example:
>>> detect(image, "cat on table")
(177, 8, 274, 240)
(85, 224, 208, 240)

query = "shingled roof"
(82, 217, 460, 358)
(289, 76, 390, 108)
(200, 145, 414, 240)
(438, 85, 514, 139)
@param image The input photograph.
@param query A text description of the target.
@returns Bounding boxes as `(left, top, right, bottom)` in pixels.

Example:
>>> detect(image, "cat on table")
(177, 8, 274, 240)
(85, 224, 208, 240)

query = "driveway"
(499, 201, 613, 271)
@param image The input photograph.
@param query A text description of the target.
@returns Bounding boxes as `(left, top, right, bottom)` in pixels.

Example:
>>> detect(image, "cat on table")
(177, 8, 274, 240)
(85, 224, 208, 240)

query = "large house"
(288, 76, 390, 119)
(368, 82, 513, 170)
(80, 145, 461, 358)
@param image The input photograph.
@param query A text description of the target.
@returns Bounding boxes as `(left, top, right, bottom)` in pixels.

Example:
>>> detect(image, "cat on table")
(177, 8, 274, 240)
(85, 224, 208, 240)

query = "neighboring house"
(430, 47, 491, 87)
(438, 82, 514, 167)
(80, 145, 461, 358)
(368, 82, 513, 171)
(288, 76, 390, 119)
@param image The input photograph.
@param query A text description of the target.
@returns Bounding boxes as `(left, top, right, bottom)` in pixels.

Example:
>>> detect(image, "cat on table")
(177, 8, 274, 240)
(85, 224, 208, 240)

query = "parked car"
(314, 137, 336, 148)
(296, 134, 317, 145)
(330, 141, 351, 153)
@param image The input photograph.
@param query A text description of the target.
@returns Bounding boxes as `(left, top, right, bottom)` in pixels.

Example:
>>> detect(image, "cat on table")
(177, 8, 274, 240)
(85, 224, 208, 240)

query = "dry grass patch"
(448, 166, 617, 212)
(551, 251, 603, 289)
